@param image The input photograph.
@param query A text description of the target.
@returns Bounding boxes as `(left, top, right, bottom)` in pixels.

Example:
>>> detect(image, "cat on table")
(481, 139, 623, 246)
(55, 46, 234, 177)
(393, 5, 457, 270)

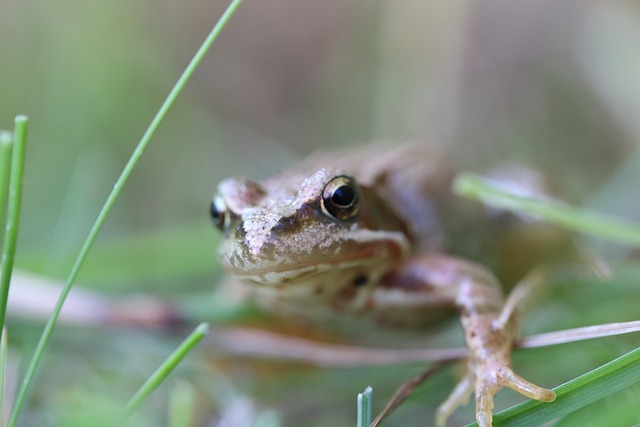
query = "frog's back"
(214, 141, 572, 325)
(283, 142, 457, 252)
(289, 142, 570, 287)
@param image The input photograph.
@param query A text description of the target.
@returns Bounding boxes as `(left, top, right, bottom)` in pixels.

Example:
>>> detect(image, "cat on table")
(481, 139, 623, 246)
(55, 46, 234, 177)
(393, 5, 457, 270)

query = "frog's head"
(210, 168, 411, 288)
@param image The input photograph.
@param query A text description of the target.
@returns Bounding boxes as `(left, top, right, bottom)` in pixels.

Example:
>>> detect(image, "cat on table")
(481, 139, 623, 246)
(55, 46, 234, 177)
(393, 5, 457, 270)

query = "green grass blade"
(464, 346, 640, 426)
(6, 1, 244, 425)
(0, 130, 13, 245)
(122, 322, 209, 420)
(357, 386, 372, 427)
(453, 172, 640, 245)
(454, 173, 640, 425)
(168, 380, 196, 427)
(0, 115, 28, 333)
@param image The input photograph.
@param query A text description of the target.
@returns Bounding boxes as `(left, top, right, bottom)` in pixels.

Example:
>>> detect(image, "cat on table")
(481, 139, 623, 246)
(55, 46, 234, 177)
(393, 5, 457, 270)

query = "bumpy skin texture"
(211, 142, 565, 426)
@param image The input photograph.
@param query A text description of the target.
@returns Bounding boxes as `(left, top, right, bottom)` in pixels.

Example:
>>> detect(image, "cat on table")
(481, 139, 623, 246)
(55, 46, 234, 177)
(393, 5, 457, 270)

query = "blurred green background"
(2, 1, 640, 426)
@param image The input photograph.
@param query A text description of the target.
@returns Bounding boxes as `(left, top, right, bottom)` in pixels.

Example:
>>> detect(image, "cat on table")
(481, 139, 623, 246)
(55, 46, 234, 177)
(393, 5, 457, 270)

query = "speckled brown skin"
(211, 142, 562, 426)
(385, 256, 556, 427)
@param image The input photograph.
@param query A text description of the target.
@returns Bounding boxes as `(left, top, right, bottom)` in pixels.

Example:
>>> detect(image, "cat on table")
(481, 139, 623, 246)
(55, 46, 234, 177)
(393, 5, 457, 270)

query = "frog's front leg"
(379, 255, 555, 427)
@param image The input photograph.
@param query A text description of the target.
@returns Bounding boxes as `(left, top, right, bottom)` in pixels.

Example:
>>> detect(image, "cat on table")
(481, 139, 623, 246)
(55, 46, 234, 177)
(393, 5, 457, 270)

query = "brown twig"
(370, 360, 454, 427)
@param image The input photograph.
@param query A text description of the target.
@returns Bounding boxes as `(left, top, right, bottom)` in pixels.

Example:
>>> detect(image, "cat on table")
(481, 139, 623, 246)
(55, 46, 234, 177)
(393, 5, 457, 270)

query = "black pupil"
(331, 185, 355, 206)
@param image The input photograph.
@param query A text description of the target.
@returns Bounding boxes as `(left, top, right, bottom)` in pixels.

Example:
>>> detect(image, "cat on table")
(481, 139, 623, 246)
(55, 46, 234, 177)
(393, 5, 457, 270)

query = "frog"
(209, 142, 571, 427)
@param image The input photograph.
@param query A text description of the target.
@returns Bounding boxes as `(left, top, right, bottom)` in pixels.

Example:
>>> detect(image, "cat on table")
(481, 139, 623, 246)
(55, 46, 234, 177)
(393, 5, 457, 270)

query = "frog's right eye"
(210, 197, 230, 231)
(321, 175, 361, 220)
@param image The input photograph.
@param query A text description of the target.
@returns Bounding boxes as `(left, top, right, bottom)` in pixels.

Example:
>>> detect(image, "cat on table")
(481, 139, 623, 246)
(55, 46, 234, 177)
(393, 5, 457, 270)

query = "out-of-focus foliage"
(2, 1, 640, 426)
(2, 1, 640, 282)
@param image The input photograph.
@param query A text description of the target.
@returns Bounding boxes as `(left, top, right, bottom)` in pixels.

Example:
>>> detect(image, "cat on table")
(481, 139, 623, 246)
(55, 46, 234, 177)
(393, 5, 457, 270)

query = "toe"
(499, 368, 556, 402)
(435, 372, 474, 427)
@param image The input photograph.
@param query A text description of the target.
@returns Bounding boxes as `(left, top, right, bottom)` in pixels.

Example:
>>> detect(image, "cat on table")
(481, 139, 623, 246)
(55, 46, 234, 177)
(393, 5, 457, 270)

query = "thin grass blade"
(168, 380, 195, 427)
(453, 172, 640, 245)
(357, 386, 372, 427)
(122, 322, 209, 420)
(518, 320, 640, 349)
(0, 130, 13, 245)
(0, 116, 28, 333)
(6, 1, 245, 425)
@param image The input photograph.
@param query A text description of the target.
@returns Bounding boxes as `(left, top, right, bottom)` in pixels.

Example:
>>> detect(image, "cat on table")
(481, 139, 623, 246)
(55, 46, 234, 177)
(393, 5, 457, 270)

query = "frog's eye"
(210, 196, 230, 231)
(321, 175, 360, 220)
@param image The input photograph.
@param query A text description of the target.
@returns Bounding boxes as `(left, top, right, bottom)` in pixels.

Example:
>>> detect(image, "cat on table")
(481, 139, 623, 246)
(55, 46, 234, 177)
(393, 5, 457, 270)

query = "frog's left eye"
(210, 196, 230, 231)
(321, 176, 360, 220)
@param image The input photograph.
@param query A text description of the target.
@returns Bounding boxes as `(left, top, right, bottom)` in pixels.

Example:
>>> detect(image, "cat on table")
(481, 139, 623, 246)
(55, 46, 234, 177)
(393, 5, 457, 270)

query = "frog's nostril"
(352, 275, 369, 287)
(272, 216, 298, 233)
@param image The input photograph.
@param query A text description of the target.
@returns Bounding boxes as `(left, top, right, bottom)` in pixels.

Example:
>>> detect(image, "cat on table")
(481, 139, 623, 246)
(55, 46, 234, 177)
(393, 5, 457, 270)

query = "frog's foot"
(435, 356, 556, 427)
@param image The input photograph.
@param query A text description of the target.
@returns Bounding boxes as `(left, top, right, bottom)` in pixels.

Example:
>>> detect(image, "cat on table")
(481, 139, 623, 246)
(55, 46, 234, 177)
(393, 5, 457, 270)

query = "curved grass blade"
(453, 172, 640, 245)
(0, 116, 28, 333)
(464, 345, 640, 426)
(122, 322, 209, 420)
(6, 1, 245, 425)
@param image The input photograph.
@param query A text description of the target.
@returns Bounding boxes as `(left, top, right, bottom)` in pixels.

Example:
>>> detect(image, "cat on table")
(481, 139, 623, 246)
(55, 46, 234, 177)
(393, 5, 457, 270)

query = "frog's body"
(211, 142, 565, 427)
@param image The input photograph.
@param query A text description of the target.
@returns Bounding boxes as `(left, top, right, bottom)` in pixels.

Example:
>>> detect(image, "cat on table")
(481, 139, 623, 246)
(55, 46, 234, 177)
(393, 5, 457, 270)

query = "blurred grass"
(453, 172, 640, 245)
(17, 223, 220, 292)
(0, 131, 12, 240)
(2, 1, 640, 426)
(122, 322, 209, 421)
(0, 117, 27, 334)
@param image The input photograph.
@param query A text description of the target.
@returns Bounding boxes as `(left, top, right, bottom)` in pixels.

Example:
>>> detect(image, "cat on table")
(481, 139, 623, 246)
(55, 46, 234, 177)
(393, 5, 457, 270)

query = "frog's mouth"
(222, 232, 411, 287)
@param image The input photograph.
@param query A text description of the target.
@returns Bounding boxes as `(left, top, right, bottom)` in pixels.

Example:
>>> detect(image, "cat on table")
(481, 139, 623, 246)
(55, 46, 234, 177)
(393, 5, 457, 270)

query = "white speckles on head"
(216, 160, 412, 293)
(240, 168, 341, 256)
(218, 177, 266, 213)
(297, 168, 334, 203)
(242, 207, 289, 256)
